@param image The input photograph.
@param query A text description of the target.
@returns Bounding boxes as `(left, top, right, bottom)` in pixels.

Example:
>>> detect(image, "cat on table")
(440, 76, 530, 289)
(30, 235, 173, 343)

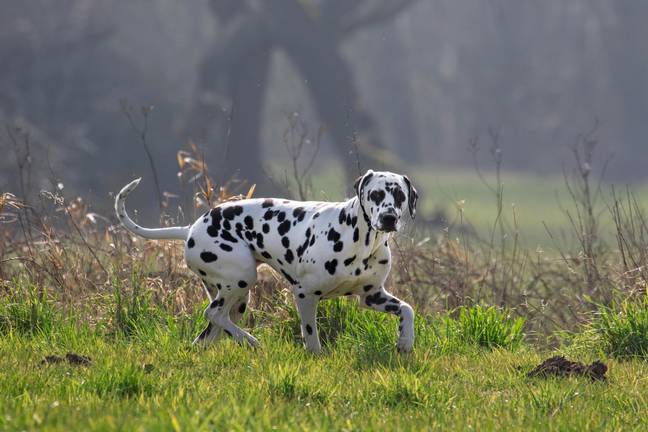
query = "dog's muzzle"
(378, 212, 398, 232)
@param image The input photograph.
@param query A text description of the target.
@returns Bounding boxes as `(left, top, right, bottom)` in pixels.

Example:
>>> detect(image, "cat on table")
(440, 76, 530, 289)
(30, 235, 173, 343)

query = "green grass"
(593, 294, 648, 359)
(1, 292, 647, 431)
(454, 305, 526, 349)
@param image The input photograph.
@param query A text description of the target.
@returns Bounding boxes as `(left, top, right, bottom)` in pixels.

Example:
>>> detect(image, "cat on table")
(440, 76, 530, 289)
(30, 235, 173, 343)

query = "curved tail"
(114, 178, 189, 240)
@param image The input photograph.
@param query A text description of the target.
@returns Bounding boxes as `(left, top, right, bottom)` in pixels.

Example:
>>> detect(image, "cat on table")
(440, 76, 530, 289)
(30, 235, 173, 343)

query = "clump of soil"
(527, 356, 607, 381)
(41, 352, 92, 366)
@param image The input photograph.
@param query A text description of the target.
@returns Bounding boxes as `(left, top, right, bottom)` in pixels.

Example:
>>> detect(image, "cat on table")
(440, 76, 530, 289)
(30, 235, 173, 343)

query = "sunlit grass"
(0, 286, 647, 431)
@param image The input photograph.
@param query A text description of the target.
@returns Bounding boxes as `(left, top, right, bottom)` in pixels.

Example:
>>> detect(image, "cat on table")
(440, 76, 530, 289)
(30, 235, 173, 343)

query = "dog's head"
(354, 170, 419, 233)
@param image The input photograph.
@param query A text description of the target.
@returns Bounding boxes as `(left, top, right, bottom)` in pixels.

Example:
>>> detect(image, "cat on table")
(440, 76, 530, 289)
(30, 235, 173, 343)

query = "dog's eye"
(369, 190, 385, 204)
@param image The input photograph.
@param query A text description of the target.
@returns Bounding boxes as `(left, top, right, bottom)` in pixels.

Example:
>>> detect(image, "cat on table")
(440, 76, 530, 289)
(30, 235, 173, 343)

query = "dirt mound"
(41, 352, 92, 366)
(527, 356, 607, 381)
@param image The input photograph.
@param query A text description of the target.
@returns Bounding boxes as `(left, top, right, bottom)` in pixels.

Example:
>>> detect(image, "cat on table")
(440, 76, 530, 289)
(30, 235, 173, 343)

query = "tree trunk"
(265, 0, 393, 178)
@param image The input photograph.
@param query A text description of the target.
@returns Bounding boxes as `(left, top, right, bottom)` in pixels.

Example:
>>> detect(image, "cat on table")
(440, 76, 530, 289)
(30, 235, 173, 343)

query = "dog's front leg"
(295, 294, 322, 354)
(361, 287, 415, 353)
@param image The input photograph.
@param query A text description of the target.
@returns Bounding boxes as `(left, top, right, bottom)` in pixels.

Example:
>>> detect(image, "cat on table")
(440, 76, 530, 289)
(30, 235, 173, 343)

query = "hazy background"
(2, 0, 647, 226)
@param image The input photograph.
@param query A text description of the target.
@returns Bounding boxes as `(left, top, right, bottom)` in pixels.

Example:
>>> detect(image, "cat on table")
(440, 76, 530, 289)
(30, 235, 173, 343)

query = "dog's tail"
(115, 178, 189, 240)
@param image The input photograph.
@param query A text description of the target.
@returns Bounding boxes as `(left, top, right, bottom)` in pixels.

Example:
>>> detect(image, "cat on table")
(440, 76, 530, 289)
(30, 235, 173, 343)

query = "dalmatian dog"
(115, 169, 418, 353)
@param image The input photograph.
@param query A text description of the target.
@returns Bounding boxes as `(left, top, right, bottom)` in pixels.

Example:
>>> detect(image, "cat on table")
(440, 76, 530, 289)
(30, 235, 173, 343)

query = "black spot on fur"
(210, 298, 225, 308)
(261, 251, 272, 259)
(277, 211, 286, 222)
(238, 303, 247, 314)
(365, 292, 387, 307)
(217, 283, 222, 290)
(262, 199, 274, 208)
(379, 259, 389, 265)
(385, 304, 400, 313)
(363, 284, 374, 292)
(390, 185, 406, 208)
(306, 324, 313, 335)
(256, 233, 265, 249)
(327, 228, 340, 242)
(284, 249, 294, 264)
(355, 269, 362, 276)
(219, 243, 233, 252)
(281, 269, 298, 285)
(278, 220, 291, 236)
(244, 215, 254, 230)
(263, 223, 270, 234)
(362, 257, 370, 270)
(263, 209, 274, 220)
(310, 235, 316, 246)
(200, 251, 218, 263)
(282, 237, 290, 248)
(333, 241, 344, 252)
(186, 237, 195, 248)
(222, 205, 243, 220)
(353, 227, 360, 242)
(199, 269, 207, 276)
(344, 255, 356, 266)
(207, 208, 223, 237)
(293, 207, 306, 222)
(324, 259, 338, 275)
(298, 293, 305, 299)
(223, 220, 231, 231)
(296, 233, 311, 258)
(313, 212, 320, 219)
(338, 209, 346, 225)
(238, 280, 248, 288)
(221, 230, 238, 243)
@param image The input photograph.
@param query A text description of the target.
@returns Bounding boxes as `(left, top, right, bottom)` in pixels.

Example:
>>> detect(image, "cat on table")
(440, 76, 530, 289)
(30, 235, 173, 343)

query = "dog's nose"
(379, 213, 397, 230)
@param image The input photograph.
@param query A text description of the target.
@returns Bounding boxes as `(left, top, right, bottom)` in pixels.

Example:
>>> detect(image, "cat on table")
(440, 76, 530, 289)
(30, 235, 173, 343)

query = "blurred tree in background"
(1, 0, 648, 213)
(182, 0, 416, 191)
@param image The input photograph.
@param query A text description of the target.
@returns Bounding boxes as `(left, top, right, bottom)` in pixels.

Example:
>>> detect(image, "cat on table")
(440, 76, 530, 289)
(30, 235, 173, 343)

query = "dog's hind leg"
(188, 238, 260, 347)
(206, 288, 258, 347)
(228, 291, 250, 326)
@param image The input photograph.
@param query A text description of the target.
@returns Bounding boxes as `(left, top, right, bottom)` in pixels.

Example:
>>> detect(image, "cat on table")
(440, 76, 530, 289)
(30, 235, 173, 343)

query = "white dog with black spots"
(115, 170, 419, 353)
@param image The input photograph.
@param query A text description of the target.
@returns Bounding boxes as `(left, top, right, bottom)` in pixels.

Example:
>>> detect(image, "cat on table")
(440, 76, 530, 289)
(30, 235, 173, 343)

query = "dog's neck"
(345, 196, 390, 254)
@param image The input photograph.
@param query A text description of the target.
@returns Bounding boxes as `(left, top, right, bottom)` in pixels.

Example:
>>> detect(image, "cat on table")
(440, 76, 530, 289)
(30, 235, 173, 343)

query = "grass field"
(3, 160, 648, 431)
(1, 294, 647, 431)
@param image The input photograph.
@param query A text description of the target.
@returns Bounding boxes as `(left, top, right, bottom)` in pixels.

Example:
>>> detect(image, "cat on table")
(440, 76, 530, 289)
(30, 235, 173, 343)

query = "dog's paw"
(396, 338, 413, 353)
(304, 344, 323, 355)
(245, 335, 261, 348)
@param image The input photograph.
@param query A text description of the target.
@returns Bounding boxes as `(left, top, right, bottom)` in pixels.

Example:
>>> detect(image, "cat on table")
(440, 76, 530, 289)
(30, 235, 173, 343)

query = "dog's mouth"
(377, 223, 398, 233)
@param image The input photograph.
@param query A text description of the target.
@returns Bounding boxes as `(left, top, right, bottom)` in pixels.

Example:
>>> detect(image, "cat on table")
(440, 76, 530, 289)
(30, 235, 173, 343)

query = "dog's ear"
(354, 169, 374, 198)
(403, 175, 419, 219)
